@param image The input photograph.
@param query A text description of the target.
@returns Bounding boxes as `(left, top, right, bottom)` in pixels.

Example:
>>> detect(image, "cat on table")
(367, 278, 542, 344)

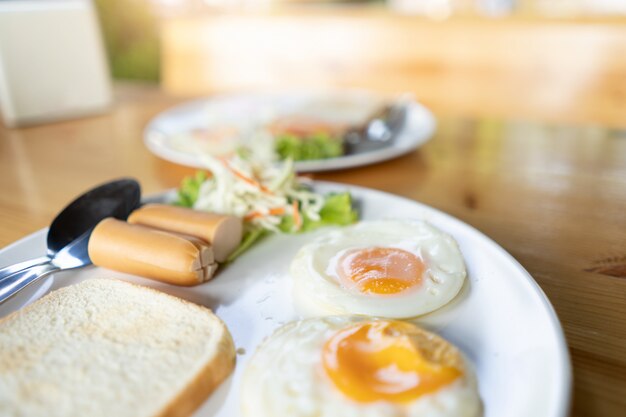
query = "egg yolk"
(336, 247, 424, 295)
(322, 321, 461, 403)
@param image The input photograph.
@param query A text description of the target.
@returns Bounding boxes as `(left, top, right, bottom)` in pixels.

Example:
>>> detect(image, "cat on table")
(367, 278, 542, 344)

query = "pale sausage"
(128, 204, 243, 262)
(88, 218, 218, 286)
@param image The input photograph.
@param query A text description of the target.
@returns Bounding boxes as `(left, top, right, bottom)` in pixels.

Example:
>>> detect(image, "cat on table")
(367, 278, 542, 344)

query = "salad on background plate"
(144, 91, 436, 172)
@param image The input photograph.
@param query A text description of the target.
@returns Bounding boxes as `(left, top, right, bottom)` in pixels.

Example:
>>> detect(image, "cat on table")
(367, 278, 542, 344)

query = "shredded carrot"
(292, 201, 302, 231)
(219, 158, 272, 194)
(244, 207, 285, 221)
(269, 207, 285, 216)
(244, 212, 261, 221)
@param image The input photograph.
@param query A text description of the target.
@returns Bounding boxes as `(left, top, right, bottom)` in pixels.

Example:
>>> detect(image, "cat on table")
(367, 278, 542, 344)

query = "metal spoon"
(0, 178, 141, 280)
(343, 101, 408, 155)
(0, 229, 92, 304)
(0, 178, 141, 303)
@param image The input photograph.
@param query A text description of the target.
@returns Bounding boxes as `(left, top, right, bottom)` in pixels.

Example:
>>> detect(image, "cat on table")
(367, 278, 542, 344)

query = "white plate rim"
(0, 181, 572, 417)
(143, 92, 436, 172)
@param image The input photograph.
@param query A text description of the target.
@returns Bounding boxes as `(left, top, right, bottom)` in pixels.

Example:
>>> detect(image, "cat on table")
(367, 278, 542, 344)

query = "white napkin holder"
(0, 0, 111, 127)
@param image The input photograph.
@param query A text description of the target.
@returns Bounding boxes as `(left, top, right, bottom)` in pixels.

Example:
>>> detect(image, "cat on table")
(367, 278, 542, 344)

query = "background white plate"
(144, 92, 436, 172)
(0, 182, 571, 417)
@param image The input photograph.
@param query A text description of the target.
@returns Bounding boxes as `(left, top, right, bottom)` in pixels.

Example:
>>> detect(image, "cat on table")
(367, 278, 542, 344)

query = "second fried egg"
(241, 316, 481, 417)
(290, 220, 467, 318)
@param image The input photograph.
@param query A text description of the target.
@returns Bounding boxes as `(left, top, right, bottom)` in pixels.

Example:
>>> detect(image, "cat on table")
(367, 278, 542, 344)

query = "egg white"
(290, 220, 467, 318)
(241, 316, 482, 417)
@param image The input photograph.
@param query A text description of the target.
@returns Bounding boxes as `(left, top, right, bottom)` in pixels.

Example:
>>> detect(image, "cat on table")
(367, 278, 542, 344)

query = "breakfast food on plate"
(268, 115, 345, 161)
(90, 152, 357, 284)
(175, 153, 358, 261)
(163, 92, 391, 163)
(88, 218, 218, 285)
(0, 279, 235, 417)
(241, 316, 481, 417)
(128, 204, 243, 263)
(291, 220, 467, 318)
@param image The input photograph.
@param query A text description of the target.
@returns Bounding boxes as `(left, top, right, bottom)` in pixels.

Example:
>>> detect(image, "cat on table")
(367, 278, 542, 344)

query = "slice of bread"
(0, 279, 235, 417)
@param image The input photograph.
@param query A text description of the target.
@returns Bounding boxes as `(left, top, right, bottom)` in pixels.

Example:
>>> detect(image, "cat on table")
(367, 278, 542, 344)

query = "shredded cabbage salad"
(175, 152, 357, 261)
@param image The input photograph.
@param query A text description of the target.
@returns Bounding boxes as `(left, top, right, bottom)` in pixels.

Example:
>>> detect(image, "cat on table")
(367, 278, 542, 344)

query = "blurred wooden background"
(161, 8, 626, 128)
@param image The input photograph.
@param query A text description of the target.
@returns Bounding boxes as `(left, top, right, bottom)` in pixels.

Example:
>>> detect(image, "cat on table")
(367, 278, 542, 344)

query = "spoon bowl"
(47, 178, 141, 256)
(0, 178, 141, 283)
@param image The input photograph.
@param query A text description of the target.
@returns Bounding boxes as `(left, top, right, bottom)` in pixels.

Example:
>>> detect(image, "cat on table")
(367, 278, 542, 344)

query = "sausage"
(128, 204, 243, 262)
(203, 263, 219, 283)
(165, 232, 215, 266)
(88, 218, 218, 286)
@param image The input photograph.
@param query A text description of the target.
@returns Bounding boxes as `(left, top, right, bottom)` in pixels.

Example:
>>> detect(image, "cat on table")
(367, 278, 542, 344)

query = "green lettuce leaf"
(175, 171, 207, 207)
(274, 132, 343, 161)
(315, 192, 359, 228)
(278, 192, 358, 233)
(232, 193, 357, 261)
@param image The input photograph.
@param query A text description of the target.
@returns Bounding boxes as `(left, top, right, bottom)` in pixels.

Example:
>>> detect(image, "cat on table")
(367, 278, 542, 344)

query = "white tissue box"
(0, 0, 111, 127)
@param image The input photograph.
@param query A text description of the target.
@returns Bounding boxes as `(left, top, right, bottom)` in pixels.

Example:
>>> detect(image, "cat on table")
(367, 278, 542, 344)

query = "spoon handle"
(0, 257, 51, 283)
(0, 263, 59, 305)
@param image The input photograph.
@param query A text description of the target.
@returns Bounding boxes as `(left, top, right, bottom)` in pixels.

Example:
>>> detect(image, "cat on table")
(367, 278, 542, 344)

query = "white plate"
(0, 182, 571, 417)
(144, 92, 436, 172)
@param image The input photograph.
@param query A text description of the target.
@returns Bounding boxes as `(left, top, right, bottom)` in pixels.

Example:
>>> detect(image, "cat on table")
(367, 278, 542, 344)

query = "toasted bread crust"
(0, 278, 236, 417)
(156, 324, 235, 417)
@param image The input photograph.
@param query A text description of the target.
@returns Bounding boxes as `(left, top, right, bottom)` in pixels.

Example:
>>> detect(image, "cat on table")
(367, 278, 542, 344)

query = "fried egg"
(291, 220, 467, 318)
(241, 316, 481, 417)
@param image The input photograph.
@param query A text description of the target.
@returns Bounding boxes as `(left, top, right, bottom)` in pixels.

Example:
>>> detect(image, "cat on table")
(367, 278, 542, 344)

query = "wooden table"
(162, 11, 626, 129)
(1, 83, 625, 416)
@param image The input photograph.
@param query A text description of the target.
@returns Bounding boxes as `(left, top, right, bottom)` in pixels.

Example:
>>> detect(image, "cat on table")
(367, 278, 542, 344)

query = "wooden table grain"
(162, 10, 626, 129)
(1, 83, 625, 417)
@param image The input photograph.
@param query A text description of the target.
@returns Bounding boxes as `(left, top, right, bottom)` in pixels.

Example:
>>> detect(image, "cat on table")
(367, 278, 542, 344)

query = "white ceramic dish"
(0, 182, 571, 417)
(144, 92, 436, 172)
